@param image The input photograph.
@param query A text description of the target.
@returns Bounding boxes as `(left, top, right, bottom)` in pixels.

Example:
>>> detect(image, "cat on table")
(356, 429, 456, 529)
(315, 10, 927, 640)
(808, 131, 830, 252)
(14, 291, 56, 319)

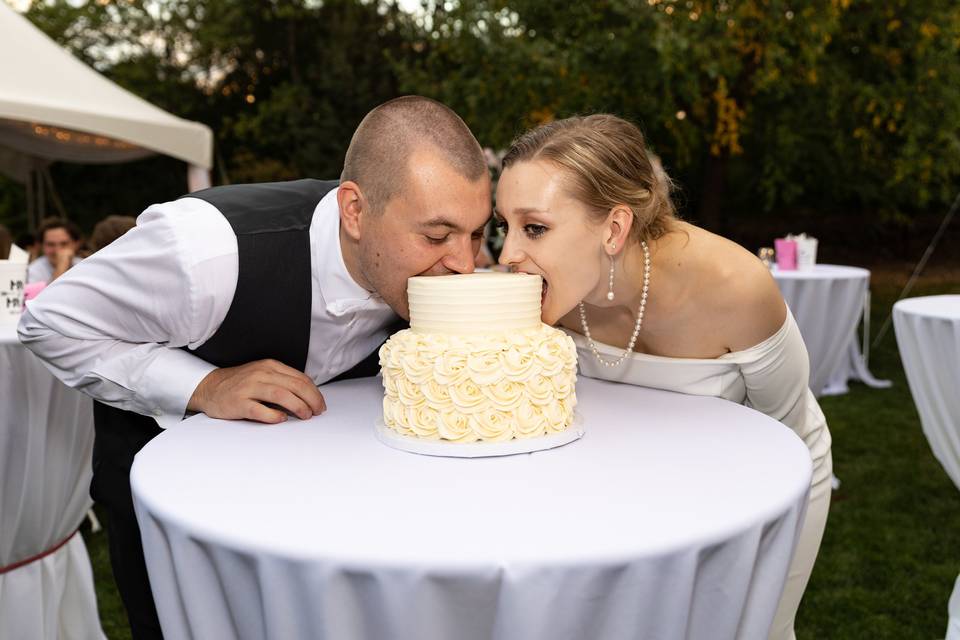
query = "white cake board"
(374, 413, 585, 458)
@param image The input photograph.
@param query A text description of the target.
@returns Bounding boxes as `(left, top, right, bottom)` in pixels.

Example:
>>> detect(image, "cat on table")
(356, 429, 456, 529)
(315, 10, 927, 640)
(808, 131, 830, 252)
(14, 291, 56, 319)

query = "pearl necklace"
(578, 240, 650, 368)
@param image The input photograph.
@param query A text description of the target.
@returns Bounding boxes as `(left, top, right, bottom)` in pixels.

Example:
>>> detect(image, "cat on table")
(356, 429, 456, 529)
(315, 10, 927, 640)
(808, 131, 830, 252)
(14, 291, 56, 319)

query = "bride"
(495, 114, 831, 640)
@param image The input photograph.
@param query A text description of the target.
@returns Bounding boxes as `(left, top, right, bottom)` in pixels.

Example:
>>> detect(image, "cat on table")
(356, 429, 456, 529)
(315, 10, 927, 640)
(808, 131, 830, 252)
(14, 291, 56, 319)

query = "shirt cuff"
(141, 348, 217, 429)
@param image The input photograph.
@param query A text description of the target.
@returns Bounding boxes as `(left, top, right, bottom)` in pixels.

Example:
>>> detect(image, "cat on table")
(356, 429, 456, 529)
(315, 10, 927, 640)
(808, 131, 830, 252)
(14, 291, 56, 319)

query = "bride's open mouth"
(541, 278, 548, 305)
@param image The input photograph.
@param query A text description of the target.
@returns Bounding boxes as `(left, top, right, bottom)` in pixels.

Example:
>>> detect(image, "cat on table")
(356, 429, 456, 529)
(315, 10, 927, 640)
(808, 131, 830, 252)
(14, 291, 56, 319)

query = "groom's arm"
(19, 198, 324, 427)
(188, 359, 325, 423)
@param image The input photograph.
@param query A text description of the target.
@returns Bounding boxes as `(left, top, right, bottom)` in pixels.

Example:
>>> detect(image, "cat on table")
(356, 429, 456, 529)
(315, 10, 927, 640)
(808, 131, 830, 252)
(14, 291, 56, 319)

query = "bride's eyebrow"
(493, 207, 550, 217)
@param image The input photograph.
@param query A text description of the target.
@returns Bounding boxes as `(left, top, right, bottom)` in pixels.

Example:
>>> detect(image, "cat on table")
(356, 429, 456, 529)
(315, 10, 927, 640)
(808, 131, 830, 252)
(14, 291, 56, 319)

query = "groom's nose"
(440, 235, 476, 274)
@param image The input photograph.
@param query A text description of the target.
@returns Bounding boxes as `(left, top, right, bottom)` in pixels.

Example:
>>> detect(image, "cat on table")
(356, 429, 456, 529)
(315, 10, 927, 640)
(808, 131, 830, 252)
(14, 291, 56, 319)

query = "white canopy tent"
(0, 2, 213, 229)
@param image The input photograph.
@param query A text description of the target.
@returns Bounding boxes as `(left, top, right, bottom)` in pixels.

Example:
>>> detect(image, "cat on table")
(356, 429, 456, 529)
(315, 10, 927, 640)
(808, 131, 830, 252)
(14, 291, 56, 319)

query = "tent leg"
(41, 167, 67, 218)
(35, 168, 46, 223)
(187, 164, 211, 192)
(25, 169, 36, 233)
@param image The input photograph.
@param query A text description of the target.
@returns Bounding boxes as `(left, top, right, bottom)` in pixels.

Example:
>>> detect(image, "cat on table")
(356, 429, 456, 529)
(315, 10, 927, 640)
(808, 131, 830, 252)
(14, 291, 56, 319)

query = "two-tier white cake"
(378, 273, 579, 452)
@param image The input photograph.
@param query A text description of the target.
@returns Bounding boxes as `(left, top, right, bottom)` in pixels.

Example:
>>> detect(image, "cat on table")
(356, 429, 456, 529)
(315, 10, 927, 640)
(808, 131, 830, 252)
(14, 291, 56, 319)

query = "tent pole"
(35, 168, 46, 223)
(41, 167, 67, 218)
(25, 169, 36, 233)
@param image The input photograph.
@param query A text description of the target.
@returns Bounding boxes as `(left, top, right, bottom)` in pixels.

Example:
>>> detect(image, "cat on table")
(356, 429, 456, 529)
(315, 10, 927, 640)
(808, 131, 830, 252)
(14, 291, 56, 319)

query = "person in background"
(89, 215, 136, 253)
(0, 224, 11, 260)
(15, 232, 40, 262)
(27, 217, 82, 284)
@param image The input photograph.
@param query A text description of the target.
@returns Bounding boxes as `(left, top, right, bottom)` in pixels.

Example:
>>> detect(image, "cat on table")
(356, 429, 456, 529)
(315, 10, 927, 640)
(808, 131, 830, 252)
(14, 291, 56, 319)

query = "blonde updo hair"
(502, 114, 676, 241)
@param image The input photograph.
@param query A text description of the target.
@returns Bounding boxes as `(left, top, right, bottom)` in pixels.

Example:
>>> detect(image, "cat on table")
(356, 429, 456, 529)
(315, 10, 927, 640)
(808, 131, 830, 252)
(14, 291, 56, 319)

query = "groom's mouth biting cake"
(378, 273, 578, 446)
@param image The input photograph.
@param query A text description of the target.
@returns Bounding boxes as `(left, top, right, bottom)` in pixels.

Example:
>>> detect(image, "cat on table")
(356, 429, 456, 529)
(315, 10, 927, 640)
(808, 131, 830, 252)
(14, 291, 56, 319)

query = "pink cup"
(24, 281, 47, 303)
(774, 238, 798, 270)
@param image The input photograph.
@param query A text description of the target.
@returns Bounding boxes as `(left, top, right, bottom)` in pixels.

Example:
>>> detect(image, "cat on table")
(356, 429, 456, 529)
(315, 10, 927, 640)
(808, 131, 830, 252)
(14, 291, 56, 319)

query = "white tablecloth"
(773, 264, 891, 396)
(132, 376, 812, 640)
(894, 295, 960, 640)
(0, 324, 105, 640)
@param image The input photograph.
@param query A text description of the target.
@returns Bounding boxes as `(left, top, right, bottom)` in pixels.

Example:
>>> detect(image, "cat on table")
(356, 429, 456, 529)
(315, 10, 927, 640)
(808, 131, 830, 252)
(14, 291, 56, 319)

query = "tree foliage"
(2, 0, 959, 241)
(392, 0, 960, 230)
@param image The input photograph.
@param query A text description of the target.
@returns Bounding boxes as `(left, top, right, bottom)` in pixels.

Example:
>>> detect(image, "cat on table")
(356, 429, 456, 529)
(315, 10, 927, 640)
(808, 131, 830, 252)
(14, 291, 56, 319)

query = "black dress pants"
(91, 402, 165, 640)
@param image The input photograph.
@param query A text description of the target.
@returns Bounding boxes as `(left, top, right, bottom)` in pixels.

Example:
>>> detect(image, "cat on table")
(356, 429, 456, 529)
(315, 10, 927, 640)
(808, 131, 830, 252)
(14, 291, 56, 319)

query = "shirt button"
(153, 409, 163, 417)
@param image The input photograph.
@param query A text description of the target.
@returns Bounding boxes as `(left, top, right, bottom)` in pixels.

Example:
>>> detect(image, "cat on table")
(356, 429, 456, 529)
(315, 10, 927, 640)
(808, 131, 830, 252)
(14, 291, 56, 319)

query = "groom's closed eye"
(422, 221, 487, 245)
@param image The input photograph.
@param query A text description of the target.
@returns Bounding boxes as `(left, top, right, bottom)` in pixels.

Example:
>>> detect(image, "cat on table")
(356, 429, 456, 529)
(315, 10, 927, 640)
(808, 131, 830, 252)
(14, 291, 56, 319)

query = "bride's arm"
(737, 312, 815, 438)
(720, 260, 814, 434)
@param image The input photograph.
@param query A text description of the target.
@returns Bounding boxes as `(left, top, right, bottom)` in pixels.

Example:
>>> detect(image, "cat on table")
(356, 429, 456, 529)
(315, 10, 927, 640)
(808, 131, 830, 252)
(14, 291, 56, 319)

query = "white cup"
(0, 261, 28, 326)
(796, 237, 818, 271)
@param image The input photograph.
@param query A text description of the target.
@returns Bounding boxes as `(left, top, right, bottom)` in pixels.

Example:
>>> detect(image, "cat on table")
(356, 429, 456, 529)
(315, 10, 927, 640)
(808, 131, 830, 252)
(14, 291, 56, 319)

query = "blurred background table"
(133, 376, 812, 640)
(894, 295, 960, 640)
(0, 324, 104, 640)
(773, 264, 891, 397)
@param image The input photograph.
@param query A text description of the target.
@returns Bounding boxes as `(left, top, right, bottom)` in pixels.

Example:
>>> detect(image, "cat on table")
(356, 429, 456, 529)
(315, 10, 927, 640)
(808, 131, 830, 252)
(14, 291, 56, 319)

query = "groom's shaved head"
(341, 96, 487, 213)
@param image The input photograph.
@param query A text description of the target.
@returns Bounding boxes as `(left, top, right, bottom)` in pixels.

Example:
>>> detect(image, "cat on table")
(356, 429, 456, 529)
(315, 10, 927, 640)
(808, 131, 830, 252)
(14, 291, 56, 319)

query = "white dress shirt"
(26, 255, 81, 284)
(18, 187, 397, 429)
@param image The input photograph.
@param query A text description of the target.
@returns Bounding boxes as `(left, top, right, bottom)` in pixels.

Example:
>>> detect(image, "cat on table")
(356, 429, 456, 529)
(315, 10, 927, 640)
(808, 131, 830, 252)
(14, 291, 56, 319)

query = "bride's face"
(496, 160, 606, 324)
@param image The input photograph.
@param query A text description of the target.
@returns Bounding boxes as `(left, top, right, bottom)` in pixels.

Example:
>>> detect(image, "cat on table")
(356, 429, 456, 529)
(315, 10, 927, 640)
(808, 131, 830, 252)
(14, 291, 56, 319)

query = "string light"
(17, 120, 137, 149)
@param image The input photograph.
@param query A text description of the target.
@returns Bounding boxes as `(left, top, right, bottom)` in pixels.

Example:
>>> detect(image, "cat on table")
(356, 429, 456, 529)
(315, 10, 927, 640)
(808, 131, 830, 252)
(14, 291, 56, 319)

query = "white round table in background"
(0, 324, 105, 640)
(894, 294, 960, 640)
(773, 264, 891, 397)
(133, 376, 812, 640)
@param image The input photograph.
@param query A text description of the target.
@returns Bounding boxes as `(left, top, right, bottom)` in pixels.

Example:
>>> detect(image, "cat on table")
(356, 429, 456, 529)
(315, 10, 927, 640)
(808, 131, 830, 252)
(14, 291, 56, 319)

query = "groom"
(19, 96, 491, 639)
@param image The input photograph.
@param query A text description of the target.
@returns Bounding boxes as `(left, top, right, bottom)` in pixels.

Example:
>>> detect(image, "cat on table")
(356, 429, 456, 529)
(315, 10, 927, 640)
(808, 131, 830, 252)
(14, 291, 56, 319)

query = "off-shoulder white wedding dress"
(566, 307, 831, 640)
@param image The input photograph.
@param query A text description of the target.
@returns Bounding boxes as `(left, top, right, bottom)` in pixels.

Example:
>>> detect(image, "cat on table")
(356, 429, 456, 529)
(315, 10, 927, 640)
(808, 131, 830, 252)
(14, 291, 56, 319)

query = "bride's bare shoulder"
(684, 225, 787, 351)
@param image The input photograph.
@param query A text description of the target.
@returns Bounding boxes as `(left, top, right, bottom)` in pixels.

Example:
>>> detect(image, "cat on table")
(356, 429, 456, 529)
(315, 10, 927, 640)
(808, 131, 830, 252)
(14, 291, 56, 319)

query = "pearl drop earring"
(580, 240, 651, 367)
(606, 244, 616, 301)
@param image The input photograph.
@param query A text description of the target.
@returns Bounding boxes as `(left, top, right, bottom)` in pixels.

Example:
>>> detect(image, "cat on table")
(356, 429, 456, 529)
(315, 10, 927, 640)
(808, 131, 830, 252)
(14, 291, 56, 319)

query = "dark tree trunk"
(697, 153, 728, 234)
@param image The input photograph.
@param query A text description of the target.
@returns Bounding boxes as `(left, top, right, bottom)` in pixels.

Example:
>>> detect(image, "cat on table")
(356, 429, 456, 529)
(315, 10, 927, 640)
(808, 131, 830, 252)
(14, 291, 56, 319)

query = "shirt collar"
(311, 187, 389, 317)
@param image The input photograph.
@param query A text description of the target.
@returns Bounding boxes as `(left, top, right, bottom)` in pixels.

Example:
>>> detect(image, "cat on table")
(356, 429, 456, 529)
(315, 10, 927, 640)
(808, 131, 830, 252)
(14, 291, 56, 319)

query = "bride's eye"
(524, 224, 547, 239)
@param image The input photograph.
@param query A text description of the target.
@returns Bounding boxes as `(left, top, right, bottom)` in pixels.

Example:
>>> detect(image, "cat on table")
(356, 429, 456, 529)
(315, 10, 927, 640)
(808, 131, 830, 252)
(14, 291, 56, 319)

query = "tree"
(392, 0, 960, 235)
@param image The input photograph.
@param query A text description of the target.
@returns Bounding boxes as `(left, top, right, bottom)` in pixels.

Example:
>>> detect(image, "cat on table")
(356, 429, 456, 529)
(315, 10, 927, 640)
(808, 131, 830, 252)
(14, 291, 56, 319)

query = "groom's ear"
(338, 181, 364, 241)
(605, 205, 634, 253)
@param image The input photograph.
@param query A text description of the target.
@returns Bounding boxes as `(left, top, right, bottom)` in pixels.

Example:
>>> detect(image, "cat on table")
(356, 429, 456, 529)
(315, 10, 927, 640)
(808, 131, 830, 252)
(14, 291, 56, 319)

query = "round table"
(773, 264, 891, 397)
(0, 324, 105, 640)
(894, 295, 960, 640)
(132, 376, 813, 640)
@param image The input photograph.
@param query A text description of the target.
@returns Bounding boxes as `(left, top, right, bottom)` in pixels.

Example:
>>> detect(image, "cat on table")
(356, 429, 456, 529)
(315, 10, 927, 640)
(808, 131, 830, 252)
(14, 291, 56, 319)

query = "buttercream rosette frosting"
(379, 273, 578, 443)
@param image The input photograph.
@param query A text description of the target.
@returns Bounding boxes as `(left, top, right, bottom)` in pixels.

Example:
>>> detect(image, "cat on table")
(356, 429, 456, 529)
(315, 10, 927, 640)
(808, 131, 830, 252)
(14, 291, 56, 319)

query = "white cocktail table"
(133, 376, 812, 640)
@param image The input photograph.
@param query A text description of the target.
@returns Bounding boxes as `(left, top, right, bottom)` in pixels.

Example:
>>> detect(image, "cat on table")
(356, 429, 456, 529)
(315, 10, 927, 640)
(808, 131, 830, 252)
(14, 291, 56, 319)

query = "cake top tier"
(408, 272, 542, 334)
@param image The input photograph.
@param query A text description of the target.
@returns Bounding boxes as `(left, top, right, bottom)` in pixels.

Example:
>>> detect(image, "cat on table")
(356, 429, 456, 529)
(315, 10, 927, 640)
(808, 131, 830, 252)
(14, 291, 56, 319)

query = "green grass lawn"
(798, 278, 960, 640)
(80, 278, 960, 640)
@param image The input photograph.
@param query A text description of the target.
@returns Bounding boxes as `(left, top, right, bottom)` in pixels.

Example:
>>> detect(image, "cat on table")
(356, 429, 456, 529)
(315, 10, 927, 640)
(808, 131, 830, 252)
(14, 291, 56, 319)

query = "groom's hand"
(188, 359, 327, 424)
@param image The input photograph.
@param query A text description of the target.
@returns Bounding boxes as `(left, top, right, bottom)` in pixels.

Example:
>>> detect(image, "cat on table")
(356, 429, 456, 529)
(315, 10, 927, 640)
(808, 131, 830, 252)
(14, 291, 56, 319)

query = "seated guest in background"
(26, 217, 82, 284)
(495, 114, 831, 640)
(0, 223, 11, 259)
(19, 95, 491, 640)
(16, 231, 40, 262)
(89, 215, 137, 253)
